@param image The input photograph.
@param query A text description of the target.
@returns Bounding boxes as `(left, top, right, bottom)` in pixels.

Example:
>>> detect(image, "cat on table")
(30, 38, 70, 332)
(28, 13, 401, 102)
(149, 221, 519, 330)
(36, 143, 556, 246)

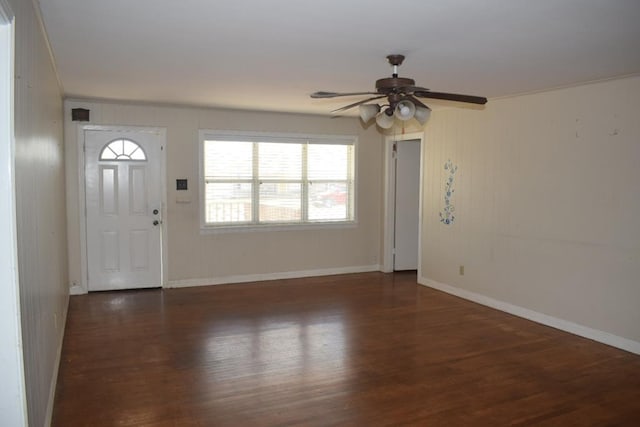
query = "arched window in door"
(99, 138, 147, 161)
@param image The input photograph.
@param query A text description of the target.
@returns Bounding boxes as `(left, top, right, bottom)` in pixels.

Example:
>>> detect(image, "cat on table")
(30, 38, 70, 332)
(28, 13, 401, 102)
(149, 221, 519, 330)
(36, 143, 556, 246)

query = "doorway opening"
(383, 132, 423, 274)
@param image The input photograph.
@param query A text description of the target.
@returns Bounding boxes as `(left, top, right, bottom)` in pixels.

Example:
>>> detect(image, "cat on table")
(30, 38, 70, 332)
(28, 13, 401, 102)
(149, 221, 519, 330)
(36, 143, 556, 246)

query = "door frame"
(76, 124, 168, 293)
(382, 131, 424, 274)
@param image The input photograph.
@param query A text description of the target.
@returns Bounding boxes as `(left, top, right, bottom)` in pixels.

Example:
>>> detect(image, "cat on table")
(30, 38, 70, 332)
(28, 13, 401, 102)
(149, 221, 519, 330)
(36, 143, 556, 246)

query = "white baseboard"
(419, 276, 640, 356)
(69, 283, 86, 295)
(167, 264, 382, 289)
(45, 293, 70, 427)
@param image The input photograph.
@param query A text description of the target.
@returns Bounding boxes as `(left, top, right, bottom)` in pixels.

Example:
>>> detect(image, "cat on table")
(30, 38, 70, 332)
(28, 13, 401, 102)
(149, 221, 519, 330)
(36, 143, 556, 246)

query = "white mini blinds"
(200, 131, 356, 229)
(99, 138, 147, 161)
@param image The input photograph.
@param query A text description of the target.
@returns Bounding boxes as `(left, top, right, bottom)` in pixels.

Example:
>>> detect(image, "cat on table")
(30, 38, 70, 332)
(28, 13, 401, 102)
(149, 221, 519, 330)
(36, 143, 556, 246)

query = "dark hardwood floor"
(53, 272, 640, 426)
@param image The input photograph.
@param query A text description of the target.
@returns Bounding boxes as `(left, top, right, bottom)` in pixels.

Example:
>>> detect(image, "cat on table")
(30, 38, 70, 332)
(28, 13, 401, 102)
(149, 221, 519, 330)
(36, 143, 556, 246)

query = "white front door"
(394, 139, 421, 271)
(85, 129, 163, 291)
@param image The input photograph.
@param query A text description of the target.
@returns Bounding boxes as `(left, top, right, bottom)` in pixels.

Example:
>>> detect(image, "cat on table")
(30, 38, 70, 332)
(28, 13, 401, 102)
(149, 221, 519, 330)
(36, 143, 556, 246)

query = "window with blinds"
(200, 131, 356, 229)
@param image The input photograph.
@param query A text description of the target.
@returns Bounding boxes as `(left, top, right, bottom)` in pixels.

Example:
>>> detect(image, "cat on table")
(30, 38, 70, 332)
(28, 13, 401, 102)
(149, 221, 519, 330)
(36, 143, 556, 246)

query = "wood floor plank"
(52, 272, 640, 426)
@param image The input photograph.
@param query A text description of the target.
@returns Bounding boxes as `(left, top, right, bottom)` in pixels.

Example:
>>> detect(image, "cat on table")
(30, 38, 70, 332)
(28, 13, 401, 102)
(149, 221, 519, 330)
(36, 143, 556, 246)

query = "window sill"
(200, 220, 357, 235)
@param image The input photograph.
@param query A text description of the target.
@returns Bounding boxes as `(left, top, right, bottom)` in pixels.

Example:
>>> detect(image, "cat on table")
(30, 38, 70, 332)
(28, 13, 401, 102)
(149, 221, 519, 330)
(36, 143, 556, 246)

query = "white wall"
(420, 75, 640, 350)
(8, 0, 68, 425)
(65, 100, 384, 290)
(0, 1, 27, 425)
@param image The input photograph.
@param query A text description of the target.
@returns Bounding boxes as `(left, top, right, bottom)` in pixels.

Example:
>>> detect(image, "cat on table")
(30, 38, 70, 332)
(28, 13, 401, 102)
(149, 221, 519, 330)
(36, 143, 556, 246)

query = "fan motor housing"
(376, 77, 415, 93)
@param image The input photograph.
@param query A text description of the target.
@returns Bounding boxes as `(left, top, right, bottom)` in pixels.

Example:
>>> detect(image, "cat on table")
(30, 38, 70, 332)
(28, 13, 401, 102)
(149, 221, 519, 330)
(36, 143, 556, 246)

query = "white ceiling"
(38, 0, 640, 115)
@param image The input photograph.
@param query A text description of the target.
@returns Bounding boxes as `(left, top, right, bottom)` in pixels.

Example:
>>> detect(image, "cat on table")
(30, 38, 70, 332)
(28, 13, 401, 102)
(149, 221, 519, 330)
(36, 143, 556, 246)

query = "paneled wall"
(421, 76, 640, 348)
(64, 101, 383, 290)
(8, 0, 67, 425)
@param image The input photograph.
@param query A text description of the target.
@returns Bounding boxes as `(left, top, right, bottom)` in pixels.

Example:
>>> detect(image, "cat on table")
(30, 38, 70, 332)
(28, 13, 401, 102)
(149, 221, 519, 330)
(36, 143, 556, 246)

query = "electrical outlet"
(459, 265, 465, 276)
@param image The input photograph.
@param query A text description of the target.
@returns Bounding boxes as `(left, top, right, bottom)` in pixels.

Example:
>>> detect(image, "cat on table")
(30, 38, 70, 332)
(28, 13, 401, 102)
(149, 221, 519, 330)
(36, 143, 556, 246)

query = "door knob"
(153, 220, 160, 226)
(153, 209, 159, 215)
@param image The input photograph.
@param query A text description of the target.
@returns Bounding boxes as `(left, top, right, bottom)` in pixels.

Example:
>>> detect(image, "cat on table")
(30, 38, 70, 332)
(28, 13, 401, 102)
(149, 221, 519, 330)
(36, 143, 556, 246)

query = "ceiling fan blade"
(397, 86, 430, 93)
(414, 91, 487, 105)
(406, 95, 429, 109)
(331, 95, 387, 113)
(311, 91, 378, 99)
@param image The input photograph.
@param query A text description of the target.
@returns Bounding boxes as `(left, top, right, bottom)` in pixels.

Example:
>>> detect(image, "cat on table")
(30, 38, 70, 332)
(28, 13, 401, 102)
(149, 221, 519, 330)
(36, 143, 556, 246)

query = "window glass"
(205, 182, 252, 223)
(308, 144, 348, 180)
(259, 183, 302, 222)
(308, 182, 349, 221)
(259, 142, 302, 180)
(100, 138, 147, 161)
(201, 132, 355, 228)
(204, 140, 253, 179)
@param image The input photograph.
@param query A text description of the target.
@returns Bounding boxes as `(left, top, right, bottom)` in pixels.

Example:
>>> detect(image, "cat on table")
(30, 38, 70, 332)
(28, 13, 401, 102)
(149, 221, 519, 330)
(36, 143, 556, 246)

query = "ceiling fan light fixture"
(358, 104, 381, 123)
(375, 109, 395, 129)
(394, 100, 416, 121)
(310, 55, 487, 132)
(413, 105, 432, 125)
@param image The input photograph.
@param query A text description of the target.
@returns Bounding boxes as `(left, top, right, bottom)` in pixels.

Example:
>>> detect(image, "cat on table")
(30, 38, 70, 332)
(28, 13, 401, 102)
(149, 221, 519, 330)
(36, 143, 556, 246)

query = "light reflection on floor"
(203, 314, 349, 386)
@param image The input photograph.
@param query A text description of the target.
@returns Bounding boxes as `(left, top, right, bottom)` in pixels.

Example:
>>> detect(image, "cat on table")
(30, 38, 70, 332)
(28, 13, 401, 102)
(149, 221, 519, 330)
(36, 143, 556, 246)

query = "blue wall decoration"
(439, 159, 458, 225)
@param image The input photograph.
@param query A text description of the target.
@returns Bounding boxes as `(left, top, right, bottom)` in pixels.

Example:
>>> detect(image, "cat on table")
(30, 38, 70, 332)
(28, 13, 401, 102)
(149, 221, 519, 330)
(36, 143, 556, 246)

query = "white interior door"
(85, 129, 163, 291)
(394, 139, 421, 270)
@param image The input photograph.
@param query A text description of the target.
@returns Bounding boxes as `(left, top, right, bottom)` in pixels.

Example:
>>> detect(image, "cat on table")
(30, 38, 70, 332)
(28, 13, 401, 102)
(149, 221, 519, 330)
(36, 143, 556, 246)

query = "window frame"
(199, 130, 357, 233)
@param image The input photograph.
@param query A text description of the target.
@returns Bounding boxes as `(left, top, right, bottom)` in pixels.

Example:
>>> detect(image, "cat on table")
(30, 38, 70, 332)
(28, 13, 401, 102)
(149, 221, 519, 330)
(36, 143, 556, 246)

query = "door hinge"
(392, 142, 397, 158)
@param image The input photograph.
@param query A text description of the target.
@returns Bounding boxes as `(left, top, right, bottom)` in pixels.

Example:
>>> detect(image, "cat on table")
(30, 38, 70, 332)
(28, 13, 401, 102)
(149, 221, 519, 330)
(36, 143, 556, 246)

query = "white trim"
(44, 295, 69, 427)
(382, 131, 424, 273)
(199, 220, 357, 235)
(200, 129, 356, 145)
(167, 264, 381, 289)
(418, 276, 640, 356)
(77, 124, 168, 293)
(76, 124, 88, 292)
(69, 282, 85, 295)
(382, 138, 394, 272)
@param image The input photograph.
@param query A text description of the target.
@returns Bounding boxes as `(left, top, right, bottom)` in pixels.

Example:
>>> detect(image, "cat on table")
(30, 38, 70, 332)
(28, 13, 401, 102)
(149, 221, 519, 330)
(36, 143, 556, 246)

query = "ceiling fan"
(311, 54, 487, 129)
